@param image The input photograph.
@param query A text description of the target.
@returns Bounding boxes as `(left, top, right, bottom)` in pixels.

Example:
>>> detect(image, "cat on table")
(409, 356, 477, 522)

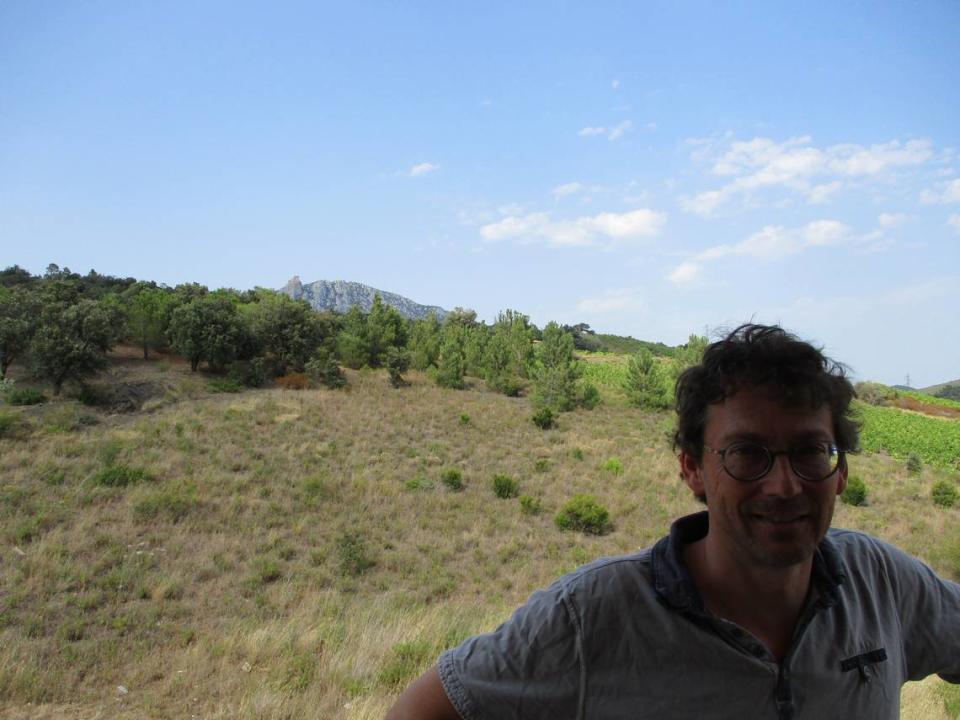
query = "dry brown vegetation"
(1, 351, 958, 719)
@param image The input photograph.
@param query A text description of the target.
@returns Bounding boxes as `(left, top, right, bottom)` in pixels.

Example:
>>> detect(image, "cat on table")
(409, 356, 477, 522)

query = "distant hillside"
(279, 276, 449, 321)
(921, 379, 960, 402)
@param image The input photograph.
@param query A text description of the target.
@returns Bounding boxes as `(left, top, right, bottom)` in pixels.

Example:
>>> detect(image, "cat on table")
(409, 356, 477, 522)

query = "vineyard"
(857, 402, 960, 467)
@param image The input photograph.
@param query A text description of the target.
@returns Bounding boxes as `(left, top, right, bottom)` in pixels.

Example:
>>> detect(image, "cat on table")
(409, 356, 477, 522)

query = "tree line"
(0, 264, 705, 414)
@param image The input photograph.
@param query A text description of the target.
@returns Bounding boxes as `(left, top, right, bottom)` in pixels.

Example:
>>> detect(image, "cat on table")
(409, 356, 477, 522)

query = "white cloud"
(667, 220, 851, 279)
(578, 126, 607, 137)
(944, 179, 960, 203)
(409, 162, 439, 178)
(480, 208, 666, 248)
(668, 262, 701, 285)
(949, 214, 960, 233)
(576, 288, 645, 314)
(578, 120, 633, 141)
(551, 182, 585, 199)
(607, 121, 633, 141)
(682, 136, 933, 215)
(878, 212, 907, 229)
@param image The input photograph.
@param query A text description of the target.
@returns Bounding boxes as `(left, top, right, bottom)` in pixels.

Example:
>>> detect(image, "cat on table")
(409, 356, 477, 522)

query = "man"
(386, 324, 960, 719)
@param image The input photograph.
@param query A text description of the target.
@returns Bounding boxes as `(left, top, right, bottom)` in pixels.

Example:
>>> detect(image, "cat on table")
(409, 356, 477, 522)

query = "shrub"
(840, 476, 868, 507)
(440, 468, 464, 491)
(855, 381, 894, 406)
(92, 464, 152, 487)
(385, 346, 411, 388)
(570, 447, 584, 461)
(228, 358, 273, 388)
(932, 480, 958, 509)
(405, 475, 432, 491)
(492, 474, 519, 499)
(252, 557, 282, 584)
(555, 494, 611, 535)
(305, 350, 347, 389)
(534, 459, 549, 472)
(519, 495, 542, 515)
(459, 413, 470, 425)
(906, 453, 922, 475)
(531, 407, 555, 430)
(577, 382, 602, 410)
(337, 531, 375, 576)
(5, 387, 45, 405)
(208, 377, 243, 394)
(601, 457, 624, 475)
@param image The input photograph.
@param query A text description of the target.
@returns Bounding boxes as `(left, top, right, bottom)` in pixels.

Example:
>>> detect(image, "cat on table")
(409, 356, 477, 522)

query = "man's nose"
(763, 453, 803, 497)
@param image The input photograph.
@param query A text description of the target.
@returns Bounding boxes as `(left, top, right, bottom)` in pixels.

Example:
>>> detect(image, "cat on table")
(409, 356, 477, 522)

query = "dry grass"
(1, 354, 958, 718)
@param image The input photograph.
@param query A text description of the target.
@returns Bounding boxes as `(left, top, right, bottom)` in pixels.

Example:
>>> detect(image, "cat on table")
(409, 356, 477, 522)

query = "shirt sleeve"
(437, 581, 584, 720)
(872, 536, 960, 683)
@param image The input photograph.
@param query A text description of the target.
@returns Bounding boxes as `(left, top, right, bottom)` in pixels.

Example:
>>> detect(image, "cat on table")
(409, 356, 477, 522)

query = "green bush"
(337, 531, 375, 576)
(531, 407, 555, 430)
(840, 476, 868, 507)
(492, 474, 519, 499)
(459, 413, 470, 425)
(601, 457, 624, 475)
(932, 479, 958, 509)
(534, 459, 549, 473)
(305, 349, 347, 389)
(251, 557, 282, 584)
(5, 387, 46, 405)
(92, 464, 152, 487)
(440, 468, 464, 491)
(570, 447, 584, 461)
(519, 495, 542, 515)
(208, 377, 243, 394)
(576, 382, 602, 410)
(906, 453, 922, 475)
(555, 494, 612, 535)
(405, 475, 432, 491)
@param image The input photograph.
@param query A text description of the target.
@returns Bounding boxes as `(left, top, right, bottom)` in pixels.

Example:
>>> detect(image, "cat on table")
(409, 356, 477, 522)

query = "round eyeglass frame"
(702, 441, 844, 483)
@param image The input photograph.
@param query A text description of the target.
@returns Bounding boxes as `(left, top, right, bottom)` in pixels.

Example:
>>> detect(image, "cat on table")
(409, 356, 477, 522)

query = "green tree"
(245, 290, 321, 374)
(624, 348, 670, 409)
(670, 334, 709, 387)
(408, 313, 443, 370)
(385, 346, 411, 388)
(0, 285, 40, 377)
(435, 334, 466, 389)
(167, 295, 247, 372)
(531, 322, 581, 411)
(484, 309, 534, 395)
(125, 283, 174, 359)
(337, 305, 372, 369)
(366, 295, 407, 367)
(29, 297, 123, 395)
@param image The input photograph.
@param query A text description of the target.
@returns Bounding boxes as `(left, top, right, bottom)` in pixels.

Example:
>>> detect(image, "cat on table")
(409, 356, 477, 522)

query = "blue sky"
(2, 1, 958, 387)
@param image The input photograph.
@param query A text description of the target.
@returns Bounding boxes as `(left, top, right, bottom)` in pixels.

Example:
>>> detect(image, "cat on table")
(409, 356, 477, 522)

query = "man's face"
(680, 386, 847, 569)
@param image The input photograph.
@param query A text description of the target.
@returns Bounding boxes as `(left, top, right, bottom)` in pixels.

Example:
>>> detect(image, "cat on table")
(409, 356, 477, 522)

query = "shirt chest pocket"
(837, 646, 899, 715)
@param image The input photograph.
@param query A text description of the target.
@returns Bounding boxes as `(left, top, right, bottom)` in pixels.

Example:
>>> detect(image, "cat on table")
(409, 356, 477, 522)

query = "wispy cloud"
(667, 220, 850, 285)
(878, 212, 907, 229)
(480, 208, 666, 248)
(920, 178, 960, 204)
(680, 136, 934, 215)
(578, 120, 633, 141)
(409, 162, 440, 178)
(576, 288, 645, 314)
(551, 182, 585, 199)
(949, 214, 960, 233)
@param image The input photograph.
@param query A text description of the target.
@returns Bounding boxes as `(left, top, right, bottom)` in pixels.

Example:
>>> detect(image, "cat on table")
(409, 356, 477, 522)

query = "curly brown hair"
(673, 324, 860, 463)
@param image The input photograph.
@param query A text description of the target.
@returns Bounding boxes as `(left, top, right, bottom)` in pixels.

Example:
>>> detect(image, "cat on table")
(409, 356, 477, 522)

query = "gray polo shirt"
(438, 512, 960, 720)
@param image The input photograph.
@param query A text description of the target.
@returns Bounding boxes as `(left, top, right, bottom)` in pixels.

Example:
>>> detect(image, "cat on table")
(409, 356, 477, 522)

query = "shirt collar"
(651, 511, 847, 611)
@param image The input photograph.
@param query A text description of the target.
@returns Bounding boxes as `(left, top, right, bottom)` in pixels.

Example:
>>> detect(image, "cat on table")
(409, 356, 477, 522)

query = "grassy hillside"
(1, 351, 958, 719)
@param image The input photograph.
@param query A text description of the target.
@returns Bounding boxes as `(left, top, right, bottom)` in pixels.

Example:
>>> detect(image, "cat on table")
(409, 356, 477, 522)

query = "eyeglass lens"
(724, 442, 837, 481)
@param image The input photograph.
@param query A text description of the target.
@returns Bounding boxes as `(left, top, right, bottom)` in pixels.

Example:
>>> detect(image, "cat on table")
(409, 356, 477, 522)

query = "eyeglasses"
(703, 441, 843, 482)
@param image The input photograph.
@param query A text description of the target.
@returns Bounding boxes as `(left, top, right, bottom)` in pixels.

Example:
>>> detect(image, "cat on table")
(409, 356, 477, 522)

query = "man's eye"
(793, 444, 828, 458)
(727, 443, 766, 458)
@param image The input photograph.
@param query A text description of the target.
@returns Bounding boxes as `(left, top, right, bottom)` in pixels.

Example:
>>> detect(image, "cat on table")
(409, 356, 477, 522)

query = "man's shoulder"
(547, 548, 656, 605)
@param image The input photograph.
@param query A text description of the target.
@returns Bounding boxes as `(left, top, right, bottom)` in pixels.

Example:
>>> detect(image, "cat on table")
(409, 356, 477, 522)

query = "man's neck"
(684, 535, 813, 661)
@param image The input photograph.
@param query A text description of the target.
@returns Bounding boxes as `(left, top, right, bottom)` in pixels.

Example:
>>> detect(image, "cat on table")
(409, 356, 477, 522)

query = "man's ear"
(679, 450, 705, 498)
(834, 455, 849, 497)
